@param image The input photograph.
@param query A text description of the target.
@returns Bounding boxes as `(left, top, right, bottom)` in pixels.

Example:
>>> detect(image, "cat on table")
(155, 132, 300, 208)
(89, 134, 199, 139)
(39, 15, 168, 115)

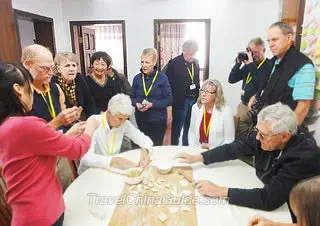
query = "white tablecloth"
(63, 146, 291, 226)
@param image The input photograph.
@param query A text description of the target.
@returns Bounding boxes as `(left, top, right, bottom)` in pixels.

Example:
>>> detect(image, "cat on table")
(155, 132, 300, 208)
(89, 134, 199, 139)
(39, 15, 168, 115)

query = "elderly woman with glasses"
(52, 52, 97, 120)
(188, 79, 235, 149)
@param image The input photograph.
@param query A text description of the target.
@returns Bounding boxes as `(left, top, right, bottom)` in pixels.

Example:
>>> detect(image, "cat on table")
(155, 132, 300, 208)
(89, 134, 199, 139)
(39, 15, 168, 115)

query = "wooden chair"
(234, 115, 240, 136)
(68, 160, 80, 181)
(0, 166, 12, 226)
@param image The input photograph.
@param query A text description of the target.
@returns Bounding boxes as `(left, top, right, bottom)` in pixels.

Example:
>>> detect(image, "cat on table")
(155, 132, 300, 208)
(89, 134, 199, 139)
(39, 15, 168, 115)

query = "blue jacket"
(131, 68, 172, 122)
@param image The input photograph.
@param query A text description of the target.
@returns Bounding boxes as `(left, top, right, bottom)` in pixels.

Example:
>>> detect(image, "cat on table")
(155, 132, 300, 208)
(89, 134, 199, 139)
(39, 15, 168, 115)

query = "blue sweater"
(131, 68, 172, 122)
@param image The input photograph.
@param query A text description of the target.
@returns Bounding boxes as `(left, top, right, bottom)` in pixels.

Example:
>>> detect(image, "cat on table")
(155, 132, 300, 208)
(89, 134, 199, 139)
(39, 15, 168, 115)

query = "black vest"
(258, 45, 313, 109)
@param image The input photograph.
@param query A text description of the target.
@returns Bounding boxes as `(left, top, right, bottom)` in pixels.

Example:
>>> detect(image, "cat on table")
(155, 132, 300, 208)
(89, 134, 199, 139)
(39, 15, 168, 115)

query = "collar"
(32, 83, 50, 94)
(140, 67, 158, 76)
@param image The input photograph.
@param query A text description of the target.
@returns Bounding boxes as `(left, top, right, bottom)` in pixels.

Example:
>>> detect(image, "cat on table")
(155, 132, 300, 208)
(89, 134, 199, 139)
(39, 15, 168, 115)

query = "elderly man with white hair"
(176, 103, 320, 216)
(78, 94, 153, 174)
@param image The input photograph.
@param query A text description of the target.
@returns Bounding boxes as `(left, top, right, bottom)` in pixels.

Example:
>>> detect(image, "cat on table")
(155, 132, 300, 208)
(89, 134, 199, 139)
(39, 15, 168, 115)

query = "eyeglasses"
(34, 63, 54, 72)
(253, 127, 281, 140)
(200, 89, 216, 95)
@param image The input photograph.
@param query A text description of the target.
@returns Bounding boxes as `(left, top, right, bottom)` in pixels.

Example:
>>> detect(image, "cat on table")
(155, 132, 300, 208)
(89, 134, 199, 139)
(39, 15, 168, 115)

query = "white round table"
(63, 146, 291, 226)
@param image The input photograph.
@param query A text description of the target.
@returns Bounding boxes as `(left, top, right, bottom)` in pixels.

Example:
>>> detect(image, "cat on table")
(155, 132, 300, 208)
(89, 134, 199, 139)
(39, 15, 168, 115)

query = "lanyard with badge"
(39, 87, 56, 119)
(142, 70, 159, 105)
(241, 58, 266, 96)
(101, 113, 117, 156)
(203, 108, 212, 138)
(186, 63, 196, 90)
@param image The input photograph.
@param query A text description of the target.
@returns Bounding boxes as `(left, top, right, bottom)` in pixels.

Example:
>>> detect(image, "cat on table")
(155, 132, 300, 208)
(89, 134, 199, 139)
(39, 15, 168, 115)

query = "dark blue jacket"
(131, 68, 172, 122)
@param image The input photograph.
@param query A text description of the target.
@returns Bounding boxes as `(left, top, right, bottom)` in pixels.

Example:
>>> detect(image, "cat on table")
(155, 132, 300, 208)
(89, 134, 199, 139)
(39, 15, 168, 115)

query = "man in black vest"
(248, 21, 316, 126)
(166, 40, 200, 146)
(175, 103, 320, 218)
(228, 37, 271, 138)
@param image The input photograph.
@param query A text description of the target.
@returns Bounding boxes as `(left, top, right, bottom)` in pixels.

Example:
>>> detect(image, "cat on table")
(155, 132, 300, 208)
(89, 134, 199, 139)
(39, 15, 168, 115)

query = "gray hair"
(107, 94, 132, 116)
(202, 79, 225, 110)
(54, 52, 79, 74)
(141, 48, 158, 63)
(182, 40, 199, 53)
(249, 37, 265, 47)
(21, 44, 52, 62)
(269, 21, 294, 35)
(257, 102, 297, 135)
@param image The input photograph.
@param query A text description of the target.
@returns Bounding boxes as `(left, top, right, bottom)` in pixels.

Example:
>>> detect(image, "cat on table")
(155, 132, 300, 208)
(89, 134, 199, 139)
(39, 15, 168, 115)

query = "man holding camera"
(228, 38, 271, 138)
(248, 21, 316, 126)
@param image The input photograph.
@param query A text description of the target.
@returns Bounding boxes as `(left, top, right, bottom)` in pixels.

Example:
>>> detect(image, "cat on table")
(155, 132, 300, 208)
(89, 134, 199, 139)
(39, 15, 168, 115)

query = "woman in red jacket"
(0, 63, 98, 226)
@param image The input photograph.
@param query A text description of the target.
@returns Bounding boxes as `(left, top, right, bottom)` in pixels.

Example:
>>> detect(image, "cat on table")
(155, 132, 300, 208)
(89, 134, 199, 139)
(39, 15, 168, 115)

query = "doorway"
(70, 21, 127, 76)
(14, 9, 56, 55)
(154, 19, 211, 81)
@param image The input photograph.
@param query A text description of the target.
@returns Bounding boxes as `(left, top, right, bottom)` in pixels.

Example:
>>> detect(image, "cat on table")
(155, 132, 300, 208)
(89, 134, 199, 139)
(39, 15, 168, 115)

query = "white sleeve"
(221, 106, 235, 145)
(188, 105, 197, 147)
(78, 129, 111, 174)
(124, 121, 153, 148)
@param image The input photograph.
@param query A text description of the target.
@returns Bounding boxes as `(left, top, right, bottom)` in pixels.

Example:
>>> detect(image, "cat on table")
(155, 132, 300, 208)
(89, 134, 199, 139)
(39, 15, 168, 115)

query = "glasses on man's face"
(200, 89, 216, 95)
(33, 63, 54, 72)
(253, 127, 281, 140)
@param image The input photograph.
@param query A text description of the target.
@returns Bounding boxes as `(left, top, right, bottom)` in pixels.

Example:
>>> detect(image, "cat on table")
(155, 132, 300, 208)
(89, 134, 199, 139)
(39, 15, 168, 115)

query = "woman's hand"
(65, 121, 86, 137)
(248, 215, 280, 226)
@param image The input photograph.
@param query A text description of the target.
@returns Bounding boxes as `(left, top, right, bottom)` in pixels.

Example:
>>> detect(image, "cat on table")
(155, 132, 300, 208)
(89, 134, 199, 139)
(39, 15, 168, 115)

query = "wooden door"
(82, 27, 96, 75)
(34, 20, 56, 55)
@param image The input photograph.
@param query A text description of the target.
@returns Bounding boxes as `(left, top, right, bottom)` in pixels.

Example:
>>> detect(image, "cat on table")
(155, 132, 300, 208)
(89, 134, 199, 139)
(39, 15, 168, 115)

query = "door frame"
(14, 9, 56, 55)
(154, 19, 211, 80)
(70, 20, 128, 76)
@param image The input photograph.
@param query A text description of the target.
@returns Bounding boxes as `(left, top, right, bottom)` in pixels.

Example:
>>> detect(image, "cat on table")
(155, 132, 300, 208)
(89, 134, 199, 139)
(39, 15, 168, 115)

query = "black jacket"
(166, 54, 200, 109)
(228, 59, 272, 104)
(201, 126, 320, 211)
(52, 73, 97, 119)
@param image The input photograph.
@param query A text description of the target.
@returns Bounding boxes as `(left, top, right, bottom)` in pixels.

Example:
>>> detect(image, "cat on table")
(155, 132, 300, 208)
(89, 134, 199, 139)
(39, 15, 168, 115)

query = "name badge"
(190, 84, 196, 90)
(240, 90, 245, 96)
(142, 99, 148, 105)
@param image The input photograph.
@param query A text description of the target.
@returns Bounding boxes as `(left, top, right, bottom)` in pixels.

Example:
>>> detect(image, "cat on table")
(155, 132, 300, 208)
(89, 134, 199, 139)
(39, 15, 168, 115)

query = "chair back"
(0, 166, 12, 226)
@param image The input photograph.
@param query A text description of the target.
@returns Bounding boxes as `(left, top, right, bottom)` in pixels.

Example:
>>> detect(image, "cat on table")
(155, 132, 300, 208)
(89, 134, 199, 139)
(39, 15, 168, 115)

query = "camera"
(237, 47, 251, 62)
(247, 100, 264, 125)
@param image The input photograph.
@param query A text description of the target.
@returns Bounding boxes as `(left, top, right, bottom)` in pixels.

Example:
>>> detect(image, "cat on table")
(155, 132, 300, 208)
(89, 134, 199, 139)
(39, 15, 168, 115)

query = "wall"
(61, 0, 280, 111)
(12, 0, 67, 51)
(17, 19, 36, 48)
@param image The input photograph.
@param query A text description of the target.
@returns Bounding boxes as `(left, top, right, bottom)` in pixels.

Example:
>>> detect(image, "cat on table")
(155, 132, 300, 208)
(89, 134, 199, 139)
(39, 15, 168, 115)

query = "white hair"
(107, 94, 132, 116)
(182, 40, 199, 53)
(257, 102, 297, 135)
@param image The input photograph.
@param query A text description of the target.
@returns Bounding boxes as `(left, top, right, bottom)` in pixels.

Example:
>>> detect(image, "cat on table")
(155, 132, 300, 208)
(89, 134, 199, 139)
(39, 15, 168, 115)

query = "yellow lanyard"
(40, 90, 56, 119)
(142, 70, 159, 97)
(186, 63, 194, 82)
(203, 108, 212, 138)
(245, 58, 267, 85)
(101, 113, 117, 156)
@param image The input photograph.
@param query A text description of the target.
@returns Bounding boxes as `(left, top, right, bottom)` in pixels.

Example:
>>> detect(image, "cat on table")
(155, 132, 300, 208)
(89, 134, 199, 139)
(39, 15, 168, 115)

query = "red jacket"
(0, 116, 91, 226)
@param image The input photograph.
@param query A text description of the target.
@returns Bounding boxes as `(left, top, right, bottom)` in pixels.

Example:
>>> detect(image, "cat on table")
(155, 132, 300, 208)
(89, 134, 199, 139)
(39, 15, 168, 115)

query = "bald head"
(21, 44, 54, 82)
(21, 44, 53, 62)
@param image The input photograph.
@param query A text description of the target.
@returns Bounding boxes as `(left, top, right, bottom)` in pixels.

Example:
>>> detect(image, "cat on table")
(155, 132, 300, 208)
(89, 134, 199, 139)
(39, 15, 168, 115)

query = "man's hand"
(110, 157, 139, 170)
(65, 121, 86, 137)
(139, 149, 150, 167)
(243, 50, 254, 65)
(56, 106, 81, 126)
(174, 153, 203, 164)
(248, 96, 256, 110)
(248, 215, 282, 226)
(195, 180, 228, 198)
